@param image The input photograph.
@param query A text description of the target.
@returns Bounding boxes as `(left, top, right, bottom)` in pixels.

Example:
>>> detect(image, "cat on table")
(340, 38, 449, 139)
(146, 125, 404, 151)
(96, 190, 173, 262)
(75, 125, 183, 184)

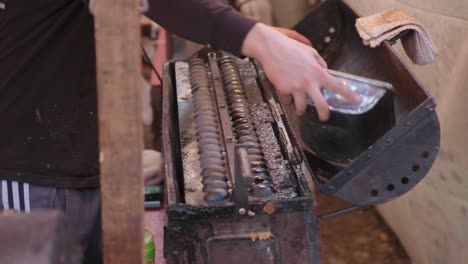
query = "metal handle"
(233, 146, 254, 216)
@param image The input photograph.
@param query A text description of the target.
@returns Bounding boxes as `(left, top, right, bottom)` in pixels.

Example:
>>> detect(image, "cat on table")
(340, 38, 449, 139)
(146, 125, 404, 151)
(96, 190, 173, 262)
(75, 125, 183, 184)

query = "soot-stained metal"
(165, 51, 318, 264)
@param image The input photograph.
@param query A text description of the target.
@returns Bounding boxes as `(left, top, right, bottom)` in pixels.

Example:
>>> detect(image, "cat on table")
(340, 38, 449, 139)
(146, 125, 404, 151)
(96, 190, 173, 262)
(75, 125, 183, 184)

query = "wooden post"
(93, 0, 144, 263)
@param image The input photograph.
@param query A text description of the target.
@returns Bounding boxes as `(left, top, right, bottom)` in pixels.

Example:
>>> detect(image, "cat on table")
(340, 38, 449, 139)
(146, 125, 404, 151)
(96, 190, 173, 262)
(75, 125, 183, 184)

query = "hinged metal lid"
(276, 0, 441, 206)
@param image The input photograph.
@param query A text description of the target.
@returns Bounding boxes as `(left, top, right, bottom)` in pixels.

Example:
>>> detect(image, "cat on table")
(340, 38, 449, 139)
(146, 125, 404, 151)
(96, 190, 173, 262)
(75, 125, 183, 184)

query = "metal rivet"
(238, 208, 246, 215)
(421, 151, 430, 159)
(329, 27, 336, 33)
(324, 36, 331, 43)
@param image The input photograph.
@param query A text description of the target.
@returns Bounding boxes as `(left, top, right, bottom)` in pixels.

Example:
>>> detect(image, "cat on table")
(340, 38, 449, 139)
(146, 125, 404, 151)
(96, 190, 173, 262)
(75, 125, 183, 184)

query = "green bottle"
(145, 229, 156, 264)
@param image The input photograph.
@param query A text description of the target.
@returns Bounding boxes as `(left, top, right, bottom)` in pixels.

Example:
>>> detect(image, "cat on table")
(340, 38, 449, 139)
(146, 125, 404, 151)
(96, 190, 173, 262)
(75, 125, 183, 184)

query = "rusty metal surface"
(163, 53, 319, 264)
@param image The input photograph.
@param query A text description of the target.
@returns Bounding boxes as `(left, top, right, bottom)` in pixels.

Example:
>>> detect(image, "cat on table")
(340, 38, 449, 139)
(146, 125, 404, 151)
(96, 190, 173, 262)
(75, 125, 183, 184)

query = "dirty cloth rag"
(356, 8, 438, 64)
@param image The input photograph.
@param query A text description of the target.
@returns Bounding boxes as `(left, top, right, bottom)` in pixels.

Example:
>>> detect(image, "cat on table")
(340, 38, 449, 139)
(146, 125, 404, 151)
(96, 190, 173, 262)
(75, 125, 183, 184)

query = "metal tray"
(285, 0, 440, 205)
(299, 70, 396, 167)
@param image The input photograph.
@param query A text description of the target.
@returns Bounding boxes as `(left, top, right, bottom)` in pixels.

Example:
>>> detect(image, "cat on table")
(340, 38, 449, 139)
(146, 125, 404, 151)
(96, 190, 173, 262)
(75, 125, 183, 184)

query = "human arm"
(145, 0, 360, 120)
(145, 0, 256, 55)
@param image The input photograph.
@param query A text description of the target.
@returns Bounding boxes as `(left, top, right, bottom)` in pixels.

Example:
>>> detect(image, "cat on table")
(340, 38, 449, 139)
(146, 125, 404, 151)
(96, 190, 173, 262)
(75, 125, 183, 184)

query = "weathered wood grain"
(94, 0, 144, 263)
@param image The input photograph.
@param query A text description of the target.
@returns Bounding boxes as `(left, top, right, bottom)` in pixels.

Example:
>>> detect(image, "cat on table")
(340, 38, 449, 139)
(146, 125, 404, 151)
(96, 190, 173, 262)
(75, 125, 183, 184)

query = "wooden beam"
(93, 0, 144, 263)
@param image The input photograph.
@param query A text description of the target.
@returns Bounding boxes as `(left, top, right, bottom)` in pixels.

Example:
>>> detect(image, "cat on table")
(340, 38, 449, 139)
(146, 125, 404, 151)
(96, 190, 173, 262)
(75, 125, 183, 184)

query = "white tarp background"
(344, 1, 468, 263)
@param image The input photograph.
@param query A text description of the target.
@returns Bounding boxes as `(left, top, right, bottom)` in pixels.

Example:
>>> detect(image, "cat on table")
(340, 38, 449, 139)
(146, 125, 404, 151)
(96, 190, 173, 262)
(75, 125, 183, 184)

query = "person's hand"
(143, 150, 164, 186)
(270, 26, 313, 47)
(242, 23, 361, 121)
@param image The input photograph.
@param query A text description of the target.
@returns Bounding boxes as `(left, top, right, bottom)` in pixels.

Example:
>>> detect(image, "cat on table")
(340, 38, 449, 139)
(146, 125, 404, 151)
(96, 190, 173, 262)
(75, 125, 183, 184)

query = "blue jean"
(0, 180, 102, 263)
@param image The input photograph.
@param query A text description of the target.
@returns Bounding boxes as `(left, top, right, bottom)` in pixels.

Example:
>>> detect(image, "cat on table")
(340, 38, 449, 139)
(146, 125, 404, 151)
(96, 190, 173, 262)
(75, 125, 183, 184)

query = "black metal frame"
(289, 0, 440, 205)
(162, 59, 320, 263)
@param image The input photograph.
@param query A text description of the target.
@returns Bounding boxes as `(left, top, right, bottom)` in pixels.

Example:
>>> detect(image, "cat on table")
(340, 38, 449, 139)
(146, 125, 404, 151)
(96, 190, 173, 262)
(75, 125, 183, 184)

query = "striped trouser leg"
(1, 180, 31, 213)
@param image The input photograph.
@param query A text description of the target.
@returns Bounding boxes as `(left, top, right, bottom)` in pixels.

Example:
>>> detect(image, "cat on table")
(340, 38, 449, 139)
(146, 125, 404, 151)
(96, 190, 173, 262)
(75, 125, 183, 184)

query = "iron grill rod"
(318, 205, 367, 221)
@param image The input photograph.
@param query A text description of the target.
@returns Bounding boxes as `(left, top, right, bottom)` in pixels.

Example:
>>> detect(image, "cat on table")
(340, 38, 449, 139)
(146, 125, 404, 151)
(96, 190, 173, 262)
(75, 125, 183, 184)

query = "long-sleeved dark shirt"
(0, 0, 256, 188)
(146, 0, 256, 55)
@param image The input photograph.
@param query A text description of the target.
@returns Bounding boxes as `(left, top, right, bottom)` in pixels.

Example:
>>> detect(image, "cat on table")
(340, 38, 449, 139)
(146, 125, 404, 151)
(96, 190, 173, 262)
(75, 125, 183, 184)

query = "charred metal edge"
(165, 196, 314, 221)
(320, 98, 438, 193)
(334, 111, 439, 204)
(162, 62, 183, 205)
